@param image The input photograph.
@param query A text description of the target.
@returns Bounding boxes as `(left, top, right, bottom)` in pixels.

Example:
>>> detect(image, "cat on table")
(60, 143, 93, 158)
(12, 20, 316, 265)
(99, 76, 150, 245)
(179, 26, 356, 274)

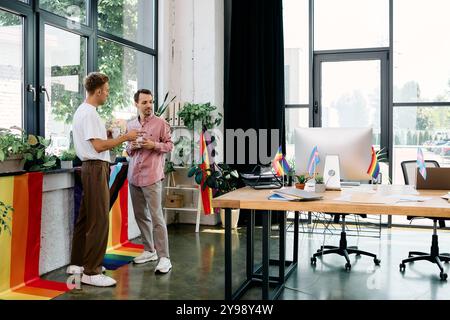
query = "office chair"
(311, 213, 381, 271)
(399, 160, 450, 281)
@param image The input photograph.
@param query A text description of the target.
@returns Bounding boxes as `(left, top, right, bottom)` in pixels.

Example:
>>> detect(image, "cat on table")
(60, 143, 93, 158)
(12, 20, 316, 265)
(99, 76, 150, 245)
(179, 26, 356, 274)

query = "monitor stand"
(324, 155, 341, 190)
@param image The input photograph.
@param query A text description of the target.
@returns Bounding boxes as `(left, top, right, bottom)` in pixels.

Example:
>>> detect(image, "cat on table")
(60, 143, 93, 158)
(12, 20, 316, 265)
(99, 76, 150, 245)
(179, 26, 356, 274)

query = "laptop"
(271, 188, 323, 201)
(416, 167, 450, 190)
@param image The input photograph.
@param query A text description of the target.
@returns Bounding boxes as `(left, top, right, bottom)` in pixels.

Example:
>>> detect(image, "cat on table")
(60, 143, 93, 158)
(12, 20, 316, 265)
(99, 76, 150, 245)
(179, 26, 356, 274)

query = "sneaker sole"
(133, 258, 158, 264)
(155, 267, 172, 274)
(81, 280, 117, 287)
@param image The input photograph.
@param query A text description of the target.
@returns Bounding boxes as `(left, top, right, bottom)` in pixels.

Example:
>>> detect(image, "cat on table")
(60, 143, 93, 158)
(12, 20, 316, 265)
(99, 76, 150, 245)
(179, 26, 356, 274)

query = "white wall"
(158, 0, 225, 226)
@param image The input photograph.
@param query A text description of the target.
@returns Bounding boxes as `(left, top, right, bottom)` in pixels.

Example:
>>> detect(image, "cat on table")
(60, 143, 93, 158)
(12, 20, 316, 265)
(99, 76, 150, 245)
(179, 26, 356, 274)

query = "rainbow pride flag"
(0, 173, 70, 300)
(200, 130, 213, 215)
(367, 146, 380, 180)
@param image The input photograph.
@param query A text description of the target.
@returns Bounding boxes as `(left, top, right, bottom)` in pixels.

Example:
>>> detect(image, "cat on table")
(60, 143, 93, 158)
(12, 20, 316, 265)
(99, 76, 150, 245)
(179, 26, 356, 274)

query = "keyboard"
(340, 181, 361, 187)
(252, 184, 282, 190)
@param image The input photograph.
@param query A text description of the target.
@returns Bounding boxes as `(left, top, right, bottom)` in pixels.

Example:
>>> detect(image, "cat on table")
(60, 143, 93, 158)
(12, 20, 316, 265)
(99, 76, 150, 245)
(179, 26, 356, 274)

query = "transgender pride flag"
(417, 147, 427, 180)
(307, 146, 320, 177)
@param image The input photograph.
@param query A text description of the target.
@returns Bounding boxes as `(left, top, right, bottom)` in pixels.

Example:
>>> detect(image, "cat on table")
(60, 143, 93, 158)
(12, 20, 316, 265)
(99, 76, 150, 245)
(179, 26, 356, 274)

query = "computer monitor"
(294, 127, 373, 181)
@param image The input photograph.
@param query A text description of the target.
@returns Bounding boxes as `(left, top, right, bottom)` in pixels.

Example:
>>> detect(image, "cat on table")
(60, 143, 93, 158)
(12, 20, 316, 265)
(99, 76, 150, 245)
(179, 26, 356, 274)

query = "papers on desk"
(334, 193, 433, 204)
(386, 195, 432, 202)
(268, 188, 323, 201)
(441, 193, 450, 203)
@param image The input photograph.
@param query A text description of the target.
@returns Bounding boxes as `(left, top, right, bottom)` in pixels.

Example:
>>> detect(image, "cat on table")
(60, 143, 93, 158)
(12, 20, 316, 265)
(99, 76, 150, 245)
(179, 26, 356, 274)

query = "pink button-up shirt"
(126, 115, 173, 187)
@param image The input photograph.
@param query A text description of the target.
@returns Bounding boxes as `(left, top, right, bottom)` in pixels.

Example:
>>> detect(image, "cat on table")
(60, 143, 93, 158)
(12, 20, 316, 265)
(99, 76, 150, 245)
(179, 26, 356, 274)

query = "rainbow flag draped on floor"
(0, 173, 70, 300)
(272, 146, 290, 176)
(200, 129, 213, 215)
(367, 146, 380, 180)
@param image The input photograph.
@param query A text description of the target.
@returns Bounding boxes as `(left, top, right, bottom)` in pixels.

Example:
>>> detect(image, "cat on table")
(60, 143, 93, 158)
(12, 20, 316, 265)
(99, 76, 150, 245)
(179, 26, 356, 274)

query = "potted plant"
(0, 200, 13, 236)
(155, 92, 177, 119)
(22, 134, 58, 172)
(188, 163, 241, 229)
(177, 102, 223, 130)
(60, 149, 77, 169)
(0, 127, 28, 173)
(314, 175, 326, 193)
(295, 174, 308, 190)
(286, 158, 296, 186)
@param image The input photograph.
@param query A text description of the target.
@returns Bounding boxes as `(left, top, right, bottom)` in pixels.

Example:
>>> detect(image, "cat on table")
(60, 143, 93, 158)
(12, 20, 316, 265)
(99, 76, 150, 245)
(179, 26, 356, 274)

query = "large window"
(0, 10, 23, 130)
(0, 0, 158, 153)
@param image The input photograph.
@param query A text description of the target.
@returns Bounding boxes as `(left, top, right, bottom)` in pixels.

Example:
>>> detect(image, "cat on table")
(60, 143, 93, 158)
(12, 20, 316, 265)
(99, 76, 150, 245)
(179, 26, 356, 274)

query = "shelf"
(163, 207, 199, 212)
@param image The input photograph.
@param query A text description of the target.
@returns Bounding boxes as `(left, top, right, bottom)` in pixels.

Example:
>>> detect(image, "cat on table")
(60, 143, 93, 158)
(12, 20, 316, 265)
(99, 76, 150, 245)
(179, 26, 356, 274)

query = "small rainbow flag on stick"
(417, 147, 427, 180)
(272, 146, 290, 177)
(367, 146, 380, 180)
(307, 146, 320, 177)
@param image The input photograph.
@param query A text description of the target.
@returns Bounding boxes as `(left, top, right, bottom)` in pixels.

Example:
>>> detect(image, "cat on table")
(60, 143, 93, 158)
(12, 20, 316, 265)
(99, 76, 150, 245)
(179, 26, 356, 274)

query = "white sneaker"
(81, 274, 116, 287)
(66, 265, 106, 274)
(155, 257, 172, 274)
(133, 251, 158, 264)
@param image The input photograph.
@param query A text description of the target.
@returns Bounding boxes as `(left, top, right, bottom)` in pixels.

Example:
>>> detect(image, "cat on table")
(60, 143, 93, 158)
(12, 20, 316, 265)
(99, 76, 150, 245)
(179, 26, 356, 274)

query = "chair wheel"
(311, 257, 317, 265)
(345, 263, 351, 271)
(399, 263, 406, 272)
(374, 258, 381, 265)
(440, 273, 448, 281)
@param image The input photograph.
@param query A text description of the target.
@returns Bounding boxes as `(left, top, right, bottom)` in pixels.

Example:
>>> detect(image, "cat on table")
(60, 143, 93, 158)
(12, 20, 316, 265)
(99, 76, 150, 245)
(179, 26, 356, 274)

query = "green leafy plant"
(60, 149, 77, 161)
(164, 160, 176, 175)
(295, 174, 308, 184)
(0, 127, 28, 162)
(315, 175, 324, 184)
(178, 102, 223, 130)
(0, 200, 13, 236)
(155, 92, 177, 118)
(23, 135, 58, 172)
(188, 163, 240, 197)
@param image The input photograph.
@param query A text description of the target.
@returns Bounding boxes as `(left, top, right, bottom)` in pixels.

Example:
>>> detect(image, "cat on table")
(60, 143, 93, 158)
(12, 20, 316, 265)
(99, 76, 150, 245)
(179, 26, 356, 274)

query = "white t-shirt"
(72, 102, 110, 162)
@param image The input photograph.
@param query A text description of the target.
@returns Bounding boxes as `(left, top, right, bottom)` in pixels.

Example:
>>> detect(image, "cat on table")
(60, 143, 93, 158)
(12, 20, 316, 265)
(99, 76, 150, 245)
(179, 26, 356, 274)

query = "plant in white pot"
(314, 175, 326, 193)
(60, 149, 77, 169)
(188, 163, 241, 229)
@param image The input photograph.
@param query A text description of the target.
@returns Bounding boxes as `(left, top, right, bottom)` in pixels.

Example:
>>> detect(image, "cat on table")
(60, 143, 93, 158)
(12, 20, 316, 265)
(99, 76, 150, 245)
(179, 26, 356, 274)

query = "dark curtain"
(224, 0, 286, 225)
(224, 0, 286, 173)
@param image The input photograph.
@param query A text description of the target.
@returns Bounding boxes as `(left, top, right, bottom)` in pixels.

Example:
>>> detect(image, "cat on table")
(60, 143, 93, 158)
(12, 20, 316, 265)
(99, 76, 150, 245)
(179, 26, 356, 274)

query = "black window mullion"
(98, 30, 157, 56)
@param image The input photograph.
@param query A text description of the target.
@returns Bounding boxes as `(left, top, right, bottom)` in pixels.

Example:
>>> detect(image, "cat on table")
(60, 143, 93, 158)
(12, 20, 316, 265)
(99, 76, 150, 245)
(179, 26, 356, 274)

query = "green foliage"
(295, 174, 308, 184)
(111, 142, 125, 156)
(155, 92, 177, 118)
(315, 175, 324, 184)
(60, 149, 77, 161)
(164, 160, 176, 175)
(23, 135, 58, 172)
(0, 128, 28, 162)
(0, 200, 13, 236)
(188, 163, 240, 197)
(178, 103, 223, 130)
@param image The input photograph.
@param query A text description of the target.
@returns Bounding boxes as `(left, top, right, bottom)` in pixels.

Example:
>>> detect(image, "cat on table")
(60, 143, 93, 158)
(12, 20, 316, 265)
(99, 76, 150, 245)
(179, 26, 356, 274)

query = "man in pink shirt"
(126, 89, 174, 273)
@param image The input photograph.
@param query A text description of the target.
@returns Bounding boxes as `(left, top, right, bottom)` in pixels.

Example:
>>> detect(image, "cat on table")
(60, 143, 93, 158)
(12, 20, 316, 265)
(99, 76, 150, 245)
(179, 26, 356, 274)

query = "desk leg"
(262, 211, 271, 300)
(246, 210, 255, 280)
(294, 211, 299, 264)
(225, 208, 232, 300)
(279, 211, 286, 283)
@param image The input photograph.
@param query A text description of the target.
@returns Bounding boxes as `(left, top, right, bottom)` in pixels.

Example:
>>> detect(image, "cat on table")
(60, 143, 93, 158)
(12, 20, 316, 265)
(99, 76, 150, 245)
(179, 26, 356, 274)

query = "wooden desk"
(212, 186, 450, 300)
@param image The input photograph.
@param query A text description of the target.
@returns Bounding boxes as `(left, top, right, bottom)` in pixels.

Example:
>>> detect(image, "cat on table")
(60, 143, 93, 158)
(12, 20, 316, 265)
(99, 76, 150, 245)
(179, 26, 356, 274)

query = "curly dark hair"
(84, 72, 109, 94)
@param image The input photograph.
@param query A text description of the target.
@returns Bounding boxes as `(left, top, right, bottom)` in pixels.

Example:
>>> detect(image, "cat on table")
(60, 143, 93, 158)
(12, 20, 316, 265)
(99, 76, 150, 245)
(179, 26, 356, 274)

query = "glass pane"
(285, 108, 309, 161)
(98, 0, 155, 48)
(44, 25, 87, 155)
(393, 0, 450, 103)
(0, 11, 23, 130)
(39, 0, 88, 26)
(98, 38, 154, 121)
(393, 106, 450, 184)
(283, 0, 309, 104)
(321, 60, 381, 145)
(314, 0, 389, 50)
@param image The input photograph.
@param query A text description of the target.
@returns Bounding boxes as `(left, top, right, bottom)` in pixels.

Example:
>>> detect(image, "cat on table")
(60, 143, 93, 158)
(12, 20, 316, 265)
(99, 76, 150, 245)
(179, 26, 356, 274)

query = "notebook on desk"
(269, 188, 323, 201)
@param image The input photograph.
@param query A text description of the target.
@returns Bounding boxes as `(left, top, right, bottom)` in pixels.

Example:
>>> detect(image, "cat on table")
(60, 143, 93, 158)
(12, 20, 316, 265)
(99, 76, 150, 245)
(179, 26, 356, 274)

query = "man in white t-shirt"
(66, 72, 140, 287)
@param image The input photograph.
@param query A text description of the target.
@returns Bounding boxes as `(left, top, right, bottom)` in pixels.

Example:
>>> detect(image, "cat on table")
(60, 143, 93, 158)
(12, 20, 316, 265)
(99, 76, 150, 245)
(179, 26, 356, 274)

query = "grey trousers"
(129, 181, 169, 258)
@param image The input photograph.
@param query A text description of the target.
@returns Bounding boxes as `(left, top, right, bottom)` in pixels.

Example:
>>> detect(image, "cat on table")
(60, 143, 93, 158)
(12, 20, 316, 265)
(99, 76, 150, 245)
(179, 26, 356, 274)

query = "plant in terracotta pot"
(314, 175, 326, 193)
(295, 174, 308, 189)
(188, 163, 241, 229)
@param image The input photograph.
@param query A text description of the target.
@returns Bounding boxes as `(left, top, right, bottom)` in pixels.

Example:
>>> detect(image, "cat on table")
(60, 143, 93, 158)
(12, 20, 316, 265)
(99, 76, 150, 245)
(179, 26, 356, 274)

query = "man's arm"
(90, 130, 139, 153)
